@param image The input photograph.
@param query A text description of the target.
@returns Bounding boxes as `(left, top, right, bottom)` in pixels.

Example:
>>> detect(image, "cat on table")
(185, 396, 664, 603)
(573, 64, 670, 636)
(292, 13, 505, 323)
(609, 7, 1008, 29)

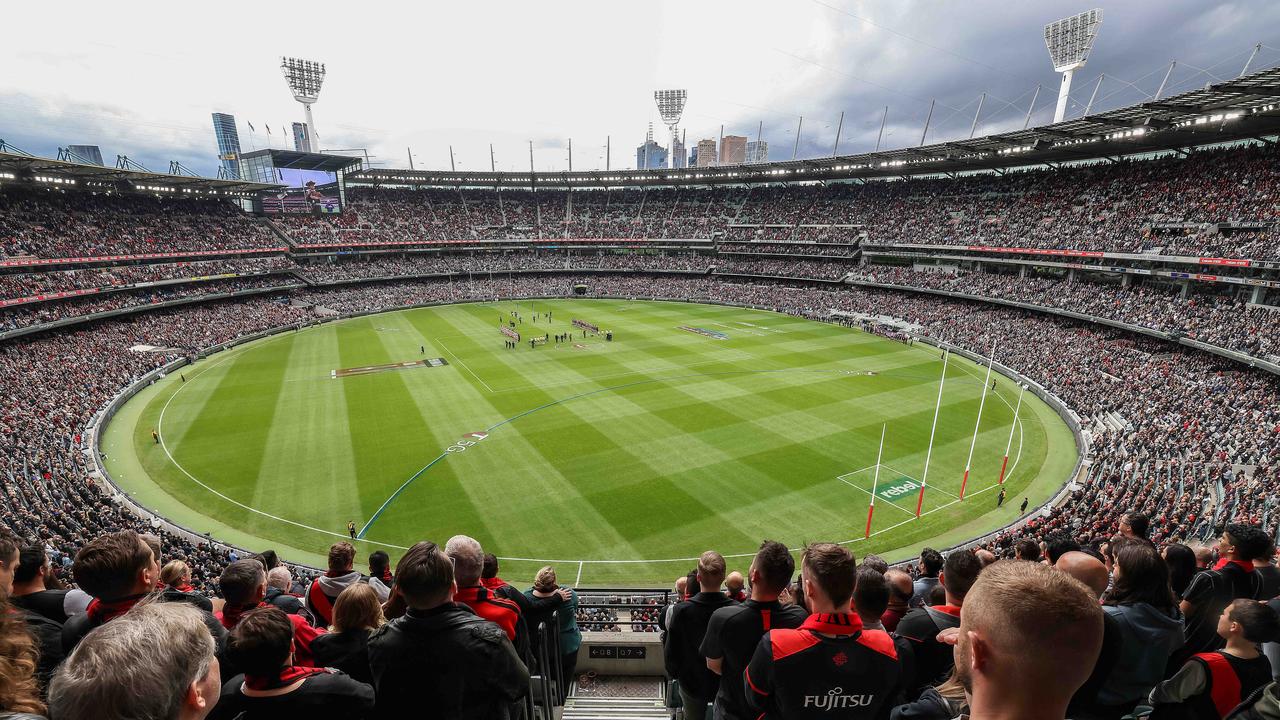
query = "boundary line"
(147, 304, 1043, 565)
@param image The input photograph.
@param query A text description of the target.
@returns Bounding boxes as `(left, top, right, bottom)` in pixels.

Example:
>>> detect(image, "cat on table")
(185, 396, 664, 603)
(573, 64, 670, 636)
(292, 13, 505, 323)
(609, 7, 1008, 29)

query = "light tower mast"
(281, 57, 327, 151)
(1044, 10, 1103, 124)
(654, 89, 687, 169)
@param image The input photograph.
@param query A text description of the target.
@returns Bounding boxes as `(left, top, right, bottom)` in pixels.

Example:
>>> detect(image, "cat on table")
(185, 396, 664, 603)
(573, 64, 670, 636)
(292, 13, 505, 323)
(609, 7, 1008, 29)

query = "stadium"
(3, 3, 1280, 719)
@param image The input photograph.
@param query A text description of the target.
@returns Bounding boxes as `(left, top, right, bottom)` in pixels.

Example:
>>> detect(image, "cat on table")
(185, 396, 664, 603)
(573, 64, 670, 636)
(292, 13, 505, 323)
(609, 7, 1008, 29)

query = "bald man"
(1056, 551, 1123, 718)
(725, 571, 746, 602)
(882, 568, 914, 633)
(974, 548, 998, 567)
(954, 560, 1104, 720)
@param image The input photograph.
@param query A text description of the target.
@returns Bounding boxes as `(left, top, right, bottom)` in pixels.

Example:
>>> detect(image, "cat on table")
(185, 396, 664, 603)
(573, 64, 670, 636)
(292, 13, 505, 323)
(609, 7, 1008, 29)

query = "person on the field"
(667, 550, 736, 720)
(367, 540, 528, 717)
(346, 522, 356, 540)
(306, 542, 362, 629)
(744, 543, 901, 719)
(212, 605, 373, 719)
(1151, 599, 1280, 719)
(997, 487, 1006, 507)
(953, 560, 1104, 720)
(1020, 497, 1029, 514)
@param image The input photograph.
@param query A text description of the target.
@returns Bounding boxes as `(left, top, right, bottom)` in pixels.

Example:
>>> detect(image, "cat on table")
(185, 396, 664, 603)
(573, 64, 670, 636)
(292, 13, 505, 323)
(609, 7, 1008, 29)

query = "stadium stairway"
(562, 675, 670, 720)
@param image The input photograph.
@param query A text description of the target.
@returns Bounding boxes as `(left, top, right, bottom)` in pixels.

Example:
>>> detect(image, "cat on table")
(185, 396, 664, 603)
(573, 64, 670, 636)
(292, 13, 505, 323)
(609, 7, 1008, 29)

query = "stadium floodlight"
(1044, 9, 1103, 123)
(281, 57, 327, 151)
(654, 89, 687, 168)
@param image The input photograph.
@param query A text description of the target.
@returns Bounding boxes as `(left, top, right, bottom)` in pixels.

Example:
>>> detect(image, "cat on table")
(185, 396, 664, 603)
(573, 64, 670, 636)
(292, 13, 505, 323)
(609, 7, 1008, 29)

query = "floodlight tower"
(281, 57, 327, 151)
(654, 89, 687, 168)
(1044, 9, 1103, 123)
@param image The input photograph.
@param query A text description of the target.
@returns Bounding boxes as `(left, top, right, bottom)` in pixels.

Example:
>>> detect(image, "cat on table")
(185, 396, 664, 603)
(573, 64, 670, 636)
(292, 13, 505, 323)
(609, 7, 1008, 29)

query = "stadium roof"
(352, 65, 1280, 189)
(238, 149, 363, 173)
(0, 149, 282, 195)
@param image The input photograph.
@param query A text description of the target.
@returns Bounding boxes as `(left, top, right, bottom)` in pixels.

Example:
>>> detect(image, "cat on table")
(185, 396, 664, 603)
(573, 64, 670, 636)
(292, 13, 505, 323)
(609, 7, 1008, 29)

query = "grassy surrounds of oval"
(101, 299, 1076, 586)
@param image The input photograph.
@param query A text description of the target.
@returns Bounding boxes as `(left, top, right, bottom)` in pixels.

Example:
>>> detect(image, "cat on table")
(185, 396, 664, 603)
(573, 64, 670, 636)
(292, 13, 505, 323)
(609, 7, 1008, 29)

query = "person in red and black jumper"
(895, 548, 983, 697)
(61, 529, 161, 653)
(305, 542, 363, 629)
(211, 605, 373, 719)
(1178, 525, 1268, 667)
(1151, 599, 1280, 719)
(744, 543, 902, 719)
(216, 559, 324, 674)
(446, 536, 529, 659)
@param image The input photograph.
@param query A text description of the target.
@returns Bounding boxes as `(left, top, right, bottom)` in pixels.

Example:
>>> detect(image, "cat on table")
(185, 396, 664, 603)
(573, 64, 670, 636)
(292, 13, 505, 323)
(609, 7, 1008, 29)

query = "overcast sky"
(2, 0, 1278, 176)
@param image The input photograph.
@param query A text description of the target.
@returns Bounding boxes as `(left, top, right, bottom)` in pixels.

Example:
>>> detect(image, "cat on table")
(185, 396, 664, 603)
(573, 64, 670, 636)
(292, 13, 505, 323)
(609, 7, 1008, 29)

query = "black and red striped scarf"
(86, 594, 146, 625)
(243, 665, 330, 691)
(217, 601, 266, 630)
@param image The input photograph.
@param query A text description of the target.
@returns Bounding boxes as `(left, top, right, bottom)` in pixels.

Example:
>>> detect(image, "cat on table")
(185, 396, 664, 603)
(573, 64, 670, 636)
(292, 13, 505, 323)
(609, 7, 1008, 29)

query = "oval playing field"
(101, 299, 1077, 585)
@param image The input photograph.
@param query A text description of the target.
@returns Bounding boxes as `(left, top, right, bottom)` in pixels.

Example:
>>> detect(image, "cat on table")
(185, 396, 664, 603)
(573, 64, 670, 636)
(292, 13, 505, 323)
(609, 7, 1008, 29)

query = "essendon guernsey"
(744, 612, 900, 719)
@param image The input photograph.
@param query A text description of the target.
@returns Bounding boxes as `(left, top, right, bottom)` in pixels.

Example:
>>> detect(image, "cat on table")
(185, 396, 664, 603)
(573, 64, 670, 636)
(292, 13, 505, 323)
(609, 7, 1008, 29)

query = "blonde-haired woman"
(526, 565, 581, 703)
(160, 560, 193, 593)
(311, 582, 384, 684)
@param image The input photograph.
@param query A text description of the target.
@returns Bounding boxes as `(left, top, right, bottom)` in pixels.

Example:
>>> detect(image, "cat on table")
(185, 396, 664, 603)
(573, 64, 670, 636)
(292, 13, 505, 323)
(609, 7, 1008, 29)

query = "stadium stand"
(6, 108, 1280, 718)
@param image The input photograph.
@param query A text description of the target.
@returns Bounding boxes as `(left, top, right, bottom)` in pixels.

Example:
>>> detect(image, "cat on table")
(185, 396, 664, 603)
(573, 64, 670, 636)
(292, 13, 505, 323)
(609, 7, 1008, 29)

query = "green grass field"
(101, 299, 1077, 586)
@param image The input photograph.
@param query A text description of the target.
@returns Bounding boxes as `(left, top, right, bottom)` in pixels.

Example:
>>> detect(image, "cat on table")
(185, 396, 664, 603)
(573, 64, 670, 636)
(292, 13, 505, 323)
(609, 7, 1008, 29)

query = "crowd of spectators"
(265, 143, 1280, 260)
(0, 256, 294, 304)
(854, 265, 1280, 361)
(0, 187, 281, 259)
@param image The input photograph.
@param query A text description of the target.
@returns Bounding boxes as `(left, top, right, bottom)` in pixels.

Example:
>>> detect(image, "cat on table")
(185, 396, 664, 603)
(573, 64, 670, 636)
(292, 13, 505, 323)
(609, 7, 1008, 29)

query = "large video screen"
(261, 169, 342, 215)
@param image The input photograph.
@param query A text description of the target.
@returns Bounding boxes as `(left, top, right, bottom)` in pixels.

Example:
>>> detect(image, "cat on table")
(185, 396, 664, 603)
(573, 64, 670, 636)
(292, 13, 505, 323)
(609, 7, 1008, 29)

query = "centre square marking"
(331, 358, 448, 378)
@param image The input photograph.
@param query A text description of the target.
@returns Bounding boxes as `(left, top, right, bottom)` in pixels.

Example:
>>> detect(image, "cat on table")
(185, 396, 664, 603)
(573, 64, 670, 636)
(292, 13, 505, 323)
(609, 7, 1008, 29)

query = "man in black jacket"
(213, 605, 373, 719)
(368, 540, 529, 719)
(895, 548, 983, 697)
(11, 545, 69, 623)
(702, 540, 807, 720)
(1179, 524, 1266, 664)
(665, 550, 736, 720)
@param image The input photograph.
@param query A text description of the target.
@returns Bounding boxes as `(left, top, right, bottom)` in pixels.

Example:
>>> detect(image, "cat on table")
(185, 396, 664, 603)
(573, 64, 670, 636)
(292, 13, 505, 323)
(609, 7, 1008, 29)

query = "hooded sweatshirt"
(1097, 602, 1186, 706)
(306, 571, 363, 627)
(1228, 681, 1280, 720)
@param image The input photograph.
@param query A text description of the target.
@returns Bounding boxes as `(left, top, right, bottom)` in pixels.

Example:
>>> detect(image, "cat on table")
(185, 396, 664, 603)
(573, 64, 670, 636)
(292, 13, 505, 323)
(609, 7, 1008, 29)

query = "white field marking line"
(835, 464, 878, 481)
(434, 338, 496, 393)
(945, 357, 1027, 488)
(154, 332, 411, 551)
(145, 307, 1042, 566)
(576, 561, 585, 586)
(837, 475, 918, 518)
(881, 463, 960, 501)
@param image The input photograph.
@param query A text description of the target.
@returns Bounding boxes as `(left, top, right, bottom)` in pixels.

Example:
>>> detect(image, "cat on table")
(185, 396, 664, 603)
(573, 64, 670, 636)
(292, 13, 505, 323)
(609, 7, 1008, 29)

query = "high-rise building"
(671, 136, 686, 169)
(66, 145, 104, 166)
(211, 113, 242, 179)
(636, 140, 667, 169)
(720, 135, 747, 165)
(746, 140, 769, 164)
(696, 139, 718, 167)
(292, 122, 312, 153)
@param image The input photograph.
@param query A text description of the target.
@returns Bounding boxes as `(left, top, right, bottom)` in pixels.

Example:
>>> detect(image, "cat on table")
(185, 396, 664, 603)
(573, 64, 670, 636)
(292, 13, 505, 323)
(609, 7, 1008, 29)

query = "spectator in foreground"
(366, 551, 392, 603)
(953, 560, 1104, 720)
(1120, 511, 1151, 541)
(305, 542, 362, 629)
(1055, 551, 1122, 719)
(264, 566, 304, 616)
(1151, 599, 1280, 719)
(446, 536, 527, 656)
(311, 583, 383, 685)
(745, 543, 900, 719)
(897, 548, 982, 695)
(666, 550, 735, 720)
(11, 545, 69, 624)
(882, 568, 913, 632)
(213, 605, 373, 719)
(61, 530, 160, 653)
(911, 548, 943, 608)
(367, 540, 528, 718)
(725, 571, 747, 602)
(525, 566, 581, 703)
(1180, 525, 1266, 663)
(216, 559, 322, 668)
(0, 531, 48, 717)
(1165, 543, 1202, 597)
(702, 540, 807, 720)
(1095, 540, 1186, 717)
(49, 602, 220, 720)
(1255, 538, 1280, 602)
